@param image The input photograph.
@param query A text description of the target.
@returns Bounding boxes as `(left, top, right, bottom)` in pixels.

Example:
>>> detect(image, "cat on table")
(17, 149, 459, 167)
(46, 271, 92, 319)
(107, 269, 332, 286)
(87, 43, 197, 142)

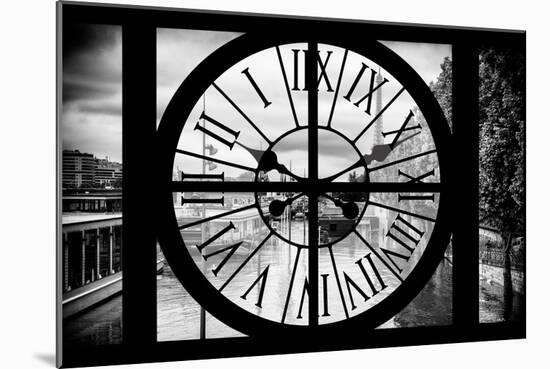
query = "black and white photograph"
(55, 2, 527, 366)
(53, 4, 527, 366)
(4, 1, 544, 369)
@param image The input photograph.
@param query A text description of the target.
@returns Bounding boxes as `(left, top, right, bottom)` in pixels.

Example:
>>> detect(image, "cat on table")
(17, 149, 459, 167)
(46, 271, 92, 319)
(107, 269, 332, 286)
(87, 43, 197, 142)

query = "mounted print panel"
(57, 2, 526, 367)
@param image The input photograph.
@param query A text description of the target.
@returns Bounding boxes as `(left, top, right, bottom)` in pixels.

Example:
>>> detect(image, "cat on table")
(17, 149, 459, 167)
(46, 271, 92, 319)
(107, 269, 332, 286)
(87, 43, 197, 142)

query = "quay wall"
(479, 264, 525, 295)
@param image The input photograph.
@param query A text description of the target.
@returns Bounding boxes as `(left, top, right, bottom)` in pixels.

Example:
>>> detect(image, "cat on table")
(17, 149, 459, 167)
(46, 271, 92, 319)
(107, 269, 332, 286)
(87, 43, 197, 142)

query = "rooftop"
(62, 213, 122, 225)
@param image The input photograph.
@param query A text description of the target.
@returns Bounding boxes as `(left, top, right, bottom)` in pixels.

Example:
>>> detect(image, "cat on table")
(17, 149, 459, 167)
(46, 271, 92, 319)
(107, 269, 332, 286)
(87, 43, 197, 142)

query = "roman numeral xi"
(194, 111, 240, 150)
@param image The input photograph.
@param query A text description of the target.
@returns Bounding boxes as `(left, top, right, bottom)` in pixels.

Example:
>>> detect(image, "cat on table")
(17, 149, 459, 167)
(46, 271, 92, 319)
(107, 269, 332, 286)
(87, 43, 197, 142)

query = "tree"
(478, 47, 525, 320)
(423, 50, 525, 242)
(235, 171, 256, 181)
(429, 56, 453, 126)
(478, 47, 525, 238)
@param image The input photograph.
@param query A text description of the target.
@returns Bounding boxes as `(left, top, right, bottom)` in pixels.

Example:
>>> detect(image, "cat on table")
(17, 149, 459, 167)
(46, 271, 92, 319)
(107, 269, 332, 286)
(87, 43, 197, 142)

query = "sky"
(61, 25, 451, 173)
(62, 23, 122, 163)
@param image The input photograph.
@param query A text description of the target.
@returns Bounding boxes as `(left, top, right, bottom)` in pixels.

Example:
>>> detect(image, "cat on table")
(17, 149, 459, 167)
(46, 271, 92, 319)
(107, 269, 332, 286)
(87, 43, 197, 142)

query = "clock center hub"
(254, 127, 370, 248)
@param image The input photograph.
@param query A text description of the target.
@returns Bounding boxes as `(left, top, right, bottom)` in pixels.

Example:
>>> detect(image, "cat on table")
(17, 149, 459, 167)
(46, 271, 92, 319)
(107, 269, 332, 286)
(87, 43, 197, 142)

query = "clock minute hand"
(322, 193, 359, 219)
(363, 131, 421, 166)
(321, 131, 421, 183)
(236, 142, 302, 181)
(269, 193, 304, 217)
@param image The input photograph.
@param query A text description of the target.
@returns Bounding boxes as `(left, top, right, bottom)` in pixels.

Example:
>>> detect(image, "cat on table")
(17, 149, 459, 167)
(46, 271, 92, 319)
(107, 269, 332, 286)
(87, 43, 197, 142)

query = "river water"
(64, 242, 524, 345)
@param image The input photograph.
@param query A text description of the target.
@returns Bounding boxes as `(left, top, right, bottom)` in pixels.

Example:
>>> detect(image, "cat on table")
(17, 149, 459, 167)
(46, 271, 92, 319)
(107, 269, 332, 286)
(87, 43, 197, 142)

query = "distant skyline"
(62, 148, 122, 165)
(62, 25, 451, 170)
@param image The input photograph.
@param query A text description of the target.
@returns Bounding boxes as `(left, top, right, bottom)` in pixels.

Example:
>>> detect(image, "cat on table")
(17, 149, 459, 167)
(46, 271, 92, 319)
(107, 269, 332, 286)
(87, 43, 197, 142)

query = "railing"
(479, 244, 524, 271)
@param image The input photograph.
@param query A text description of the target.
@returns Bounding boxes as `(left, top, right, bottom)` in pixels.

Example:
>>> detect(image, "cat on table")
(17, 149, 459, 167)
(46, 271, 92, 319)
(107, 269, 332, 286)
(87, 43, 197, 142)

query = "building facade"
(62, 150, 123, 189)
(62, 150, 96, 188)
(94, 158, 123, 188)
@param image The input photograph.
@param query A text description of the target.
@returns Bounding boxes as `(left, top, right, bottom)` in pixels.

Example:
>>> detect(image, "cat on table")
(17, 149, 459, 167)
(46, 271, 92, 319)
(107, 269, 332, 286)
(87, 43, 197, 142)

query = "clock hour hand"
(363, 131, 421, 166)
(321, 193, 359, 219)
(269, 193, 304, 217)
(236, 142, 302, 181)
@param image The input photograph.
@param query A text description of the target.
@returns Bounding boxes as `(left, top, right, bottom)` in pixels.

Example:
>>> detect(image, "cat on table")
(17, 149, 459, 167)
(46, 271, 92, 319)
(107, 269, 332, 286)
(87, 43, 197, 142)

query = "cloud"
(61, 24, 123, 162)
(156, 28, 242, 125)
(63, 78, 119, 103)
(380, 41, 452, 85)
(78, 100, 122, 117)
(61, 27, 451, 169)
(63, 23, 120, 59)
(165, 39, 450, 178)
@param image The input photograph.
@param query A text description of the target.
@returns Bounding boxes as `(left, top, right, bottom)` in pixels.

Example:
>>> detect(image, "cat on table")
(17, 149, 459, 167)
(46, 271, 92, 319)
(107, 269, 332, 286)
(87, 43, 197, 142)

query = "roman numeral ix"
(398, 168, 435, 183)
(398, 169, 436, 201)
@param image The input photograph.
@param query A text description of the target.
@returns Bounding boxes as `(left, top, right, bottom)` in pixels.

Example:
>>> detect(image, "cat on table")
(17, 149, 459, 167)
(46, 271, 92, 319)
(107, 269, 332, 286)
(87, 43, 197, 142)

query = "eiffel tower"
(373, 67, 384, 146)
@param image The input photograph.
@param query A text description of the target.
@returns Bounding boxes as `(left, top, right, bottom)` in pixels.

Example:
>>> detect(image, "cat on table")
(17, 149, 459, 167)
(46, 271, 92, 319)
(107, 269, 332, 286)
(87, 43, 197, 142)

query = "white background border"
(0, 0, 546, 368)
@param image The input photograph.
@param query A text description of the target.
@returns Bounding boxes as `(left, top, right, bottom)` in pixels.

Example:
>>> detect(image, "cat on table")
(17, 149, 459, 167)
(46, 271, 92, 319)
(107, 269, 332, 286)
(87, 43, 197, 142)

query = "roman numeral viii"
(381, 215, 424, 273)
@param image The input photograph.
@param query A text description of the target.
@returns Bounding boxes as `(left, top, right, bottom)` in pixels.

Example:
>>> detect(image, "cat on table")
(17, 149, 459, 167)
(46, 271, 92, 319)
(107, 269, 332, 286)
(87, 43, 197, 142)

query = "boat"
(157, 258, 165, 274)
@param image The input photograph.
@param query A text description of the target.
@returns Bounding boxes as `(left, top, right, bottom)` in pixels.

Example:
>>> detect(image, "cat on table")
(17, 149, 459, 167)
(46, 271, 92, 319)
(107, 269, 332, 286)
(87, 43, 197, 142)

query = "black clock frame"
(58, 1, 526, 367)
(157, 32, 452, 336)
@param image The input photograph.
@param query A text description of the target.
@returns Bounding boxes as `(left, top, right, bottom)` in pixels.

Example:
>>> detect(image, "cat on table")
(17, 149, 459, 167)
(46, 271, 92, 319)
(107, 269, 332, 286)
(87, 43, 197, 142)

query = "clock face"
(157, 33, 452, 337)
